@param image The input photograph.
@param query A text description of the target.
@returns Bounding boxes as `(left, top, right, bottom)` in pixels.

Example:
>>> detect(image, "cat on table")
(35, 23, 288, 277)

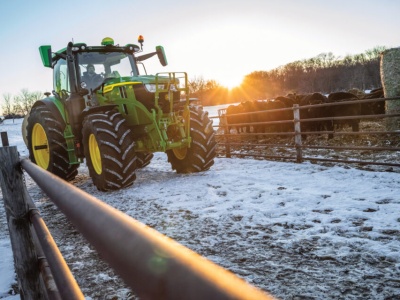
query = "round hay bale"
(380, 47, 400, 130)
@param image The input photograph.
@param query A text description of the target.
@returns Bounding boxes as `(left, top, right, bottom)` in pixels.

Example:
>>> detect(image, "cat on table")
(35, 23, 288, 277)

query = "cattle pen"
(210, 96, 400, 171)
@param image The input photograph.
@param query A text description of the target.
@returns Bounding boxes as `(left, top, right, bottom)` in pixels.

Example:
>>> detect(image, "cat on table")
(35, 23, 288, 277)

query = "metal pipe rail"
(29, 207, 84, 299)
(216, 130, 400, 138)
(213, 96, 398, 120)
(221, 151, 400, 167)
(20, 158, 273, 300)
(214, 97, 400, 129)
(210, 97, 394, 118)
(30, 226, 63, 300)
(302, 157, 400, 167)
(220, 153, 297, 161)
(217, 142, 400, 152)
(214, 112, 400, 129)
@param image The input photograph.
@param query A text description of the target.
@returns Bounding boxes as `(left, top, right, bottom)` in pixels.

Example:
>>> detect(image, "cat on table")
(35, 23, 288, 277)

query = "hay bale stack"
(380, 47, 400, 130)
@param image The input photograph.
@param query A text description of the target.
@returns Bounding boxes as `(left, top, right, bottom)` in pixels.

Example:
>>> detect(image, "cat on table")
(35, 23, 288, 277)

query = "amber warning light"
(138, 35, 144, 49)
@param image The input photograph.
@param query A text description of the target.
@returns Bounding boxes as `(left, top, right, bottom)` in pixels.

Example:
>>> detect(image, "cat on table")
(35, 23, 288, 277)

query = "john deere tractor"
(24, 36, 216, 191)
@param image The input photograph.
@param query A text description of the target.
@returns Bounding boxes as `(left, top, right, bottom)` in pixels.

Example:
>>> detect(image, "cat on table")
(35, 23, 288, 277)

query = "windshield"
(77, 51, 138, 90)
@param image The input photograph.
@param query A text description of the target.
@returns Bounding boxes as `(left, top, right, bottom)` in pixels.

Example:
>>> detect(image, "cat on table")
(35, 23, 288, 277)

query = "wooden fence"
(210, 97, 400, 169)
(0, 142, 273, 300)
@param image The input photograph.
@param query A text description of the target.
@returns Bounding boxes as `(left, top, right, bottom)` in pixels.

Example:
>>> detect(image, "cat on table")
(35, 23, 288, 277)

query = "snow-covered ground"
(0, 109, 399, 299)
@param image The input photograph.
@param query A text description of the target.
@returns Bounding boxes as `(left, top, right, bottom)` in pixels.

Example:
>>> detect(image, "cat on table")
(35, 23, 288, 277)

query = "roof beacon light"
(101, 37, 114, 46)
(138, 35, 144, 49)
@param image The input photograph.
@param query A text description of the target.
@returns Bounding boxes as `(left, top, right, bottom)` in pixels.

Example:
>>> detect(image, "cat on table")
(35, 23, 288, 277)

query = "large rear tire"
(82, 110, 138, 191)
(167, 106, 216, 173)
(26, 105, 79, 181)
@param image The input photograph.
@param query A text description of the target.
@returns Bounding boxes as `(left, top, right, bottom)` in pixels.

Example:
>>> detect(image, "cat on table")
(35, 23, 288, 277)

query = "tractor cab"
(41, 36, 168, 101)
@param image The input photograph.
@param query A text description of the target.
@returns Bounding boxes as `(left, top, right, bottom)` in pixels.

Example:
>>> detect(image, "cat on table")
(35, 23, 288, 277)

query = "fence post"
(1, 131, 9, 147)
(0, 145, 45, 299)
(293, 104, 303, 163)
(223, 114, 231, 158)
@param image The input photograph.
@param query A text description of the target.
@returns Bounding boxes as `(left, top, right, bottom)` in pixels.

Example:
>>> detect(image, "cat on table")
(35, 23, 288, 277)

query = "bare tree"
(16, 89, 42, 115)
(11, 95, 23, 116)
(1, 93, 13, 116)
(188, 76, 206, 95)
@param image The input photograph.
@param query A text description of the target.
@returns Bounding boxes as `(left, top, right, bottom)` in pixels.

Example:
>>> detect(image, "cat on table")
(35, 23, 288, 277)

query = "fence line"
(30, 227, 63, 300)
(0, 143, 273, 300)
(28, 202, 83, 299)
(212, 97, 400, 168)
(0, 145, 85, 300)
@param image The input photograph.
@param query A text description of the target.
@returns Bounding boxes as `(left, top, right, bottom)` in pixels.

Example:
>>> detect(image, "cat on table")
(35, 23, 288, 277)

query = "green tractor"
(24, 36, 216, 191)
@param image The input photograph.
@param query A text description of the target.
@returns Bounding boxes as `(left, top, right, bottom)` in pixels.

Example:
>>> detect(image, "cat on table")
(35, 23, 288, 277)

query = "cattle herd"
(222, 88, 385, 139)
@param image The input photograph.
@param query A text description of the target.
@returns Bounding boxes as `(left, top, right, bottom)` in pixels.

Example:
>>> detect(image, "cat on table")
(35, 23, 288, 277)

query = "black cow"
(327, 92, 361, 138)
(298, 93, 330, 139)
(252, 100, 292, 135)
(226, 102, 249, 134)
(275, 96, 297, 108)
(360, 87, 385, 115)
(241, 100, 260, 134)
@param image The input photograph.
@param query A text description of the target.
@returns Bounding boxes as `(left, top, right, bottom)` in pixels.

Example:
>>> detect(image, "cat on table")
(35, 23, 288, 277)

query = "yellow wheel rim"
(32, 123, 50, 169)
(89, 134, 102, 175)
(173, 147, 188, 160)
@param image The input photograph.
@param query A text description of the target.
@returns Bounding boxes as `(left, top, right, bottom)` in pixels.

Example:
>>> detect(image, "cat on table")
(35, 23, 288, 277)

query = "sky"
(0, 0, 399, 114)
(0, 111, 399, 298)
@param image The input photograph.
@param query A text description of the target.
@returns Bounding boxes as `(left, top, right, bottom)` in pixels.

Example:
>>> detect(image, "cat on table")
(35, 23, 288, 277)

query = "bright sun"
(220, 75, 243, 90)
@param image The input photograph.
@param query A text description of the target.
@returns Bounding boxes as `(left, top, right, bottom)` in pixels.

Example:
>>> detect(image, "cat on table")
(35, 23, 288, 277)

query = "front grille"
(133, 85, 180, 112)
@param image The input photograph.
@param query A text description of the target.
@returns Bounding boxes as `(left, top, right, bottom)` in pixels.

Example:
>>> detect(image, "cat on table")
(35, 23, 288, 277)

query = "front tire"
(27, 105, 79, 181)
(167, 106, 216, 173)
(82, 110, 137, 191)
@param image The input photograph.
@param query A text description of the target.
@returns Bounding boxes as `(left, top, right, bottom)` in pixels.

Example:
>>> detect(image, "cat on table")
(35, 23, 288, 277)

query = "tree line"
(189, 46, 386, 106)
(1, 89, 43, 118)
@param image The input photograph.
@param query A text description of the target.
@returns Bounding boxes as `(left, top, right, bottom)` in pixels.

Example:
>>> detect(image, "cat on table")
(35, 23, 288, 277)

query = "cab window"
(54, 59, 69, 99)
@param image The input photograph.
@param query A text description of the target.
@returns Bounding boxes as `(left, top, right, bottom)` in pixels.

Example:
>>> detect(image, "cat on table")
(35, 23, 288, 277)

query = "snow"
(1, 109, 400, 299)
(0, 239, 15, 299)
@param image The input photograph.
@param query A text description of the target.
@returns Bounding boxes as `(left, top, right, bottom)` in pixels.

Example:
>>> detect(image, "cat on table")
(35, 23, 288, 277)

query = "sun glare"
(220, 76, 243, 90)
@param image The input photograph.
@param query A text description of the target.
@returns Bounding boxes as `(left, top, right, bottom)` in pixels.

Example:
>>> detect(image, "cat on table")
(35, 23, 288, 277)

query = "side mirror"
(156, 46, 168, 67)
(39, 45, 53, 68)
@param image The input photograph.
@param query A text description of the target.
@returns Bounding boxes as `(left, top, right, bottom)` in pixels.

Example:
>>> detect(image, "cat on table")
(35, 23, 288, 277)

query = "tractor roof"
(53, 42, 141, 58)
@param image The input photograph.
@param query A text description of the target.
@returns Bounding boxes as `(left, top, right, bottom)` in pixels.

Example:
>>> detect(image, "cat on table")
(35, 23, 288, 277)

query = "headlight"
(144, 84, 164, 93)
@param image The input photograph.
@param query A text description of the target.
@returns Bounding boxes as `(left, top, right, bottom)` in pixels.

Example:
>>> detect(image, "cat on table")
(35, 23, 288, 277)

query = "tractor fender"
(33, 97, 66, 125)
(22, 97, 66, 146)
